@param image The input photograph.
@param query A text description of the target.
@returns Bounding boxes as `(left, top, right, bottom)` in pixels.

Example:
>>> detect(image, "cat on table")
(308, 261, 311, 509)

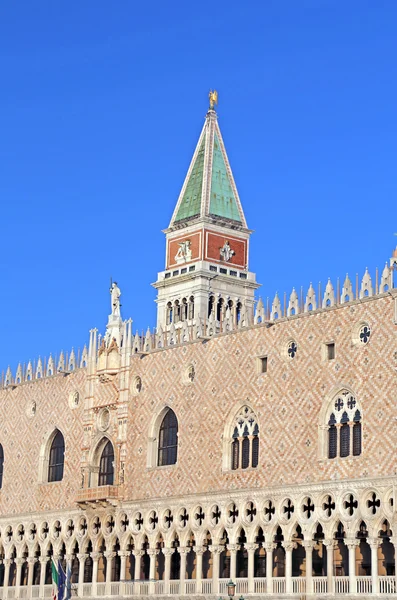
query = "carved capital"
(177, 546, 191, 555)
(283, 541, 297, 552)
(27, 557, 37, 565)
(147, 549, 159, 556)
(162, 548, 174, 557)
(302, 540, 316, 550)
(345, 538, 360, 550)
(132, 549, 144, 558)
(90, 552, 102, 561)
(195, 547, 205, 556)
(15, 558, 24, 566)
(77, 554, 88, 561)
(104, 551, 116, 559)
(367, 537, 381, 549)
(263, 542, 276, 552)
(209, 545, 223, 555)
(39, 557, 50, 565)
(389, 536, 397, 547)
(244, 543, 258, 553)
(323, 539, 337, 549)
(118, 551, 130, 559)
(226, 544, 239, 553)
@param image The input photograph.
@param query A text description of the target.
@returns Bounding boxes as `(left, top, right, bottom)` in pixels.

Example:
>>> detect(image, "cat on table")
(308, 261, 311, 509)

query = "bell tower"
(153, 92, 260, 331)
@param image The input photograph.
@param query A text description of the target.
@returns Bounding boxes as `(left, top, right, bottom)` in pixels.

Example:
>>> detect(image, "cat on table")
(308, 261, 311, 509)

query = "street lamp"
(227, 579, 236, 599)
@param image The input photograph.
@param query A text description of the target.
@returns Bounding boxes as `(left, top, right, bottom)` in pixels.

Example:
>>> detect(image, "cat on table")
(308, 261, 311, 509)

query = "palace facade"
(0, 100, 397, 599)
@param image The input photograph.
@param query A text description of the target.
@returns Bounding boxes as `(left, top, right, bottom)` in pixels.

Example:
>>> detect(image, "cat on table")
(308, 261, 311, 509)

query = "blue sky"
(1, 1, 396, 373)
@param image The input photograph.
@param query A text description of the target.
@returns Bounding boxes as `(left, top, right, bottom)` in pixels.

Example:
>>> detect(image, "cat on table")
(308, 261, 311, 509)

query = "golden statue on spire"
(209, 90, 218, 109)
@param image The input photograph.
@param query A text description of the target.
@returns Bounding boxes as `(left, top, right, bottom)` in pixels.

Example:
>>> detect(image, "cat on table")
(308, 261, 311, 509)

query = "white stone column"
(264, 542, 275, 594)
(323, 539, 335, 594)
(14, 558, 23, 595)
(133, 549, 142, 580)
(27, 557, 36, 590)
(163, 548, 173, 593)
(178, 547, 189, 594)
(119, 551, 128, 594)
(346, 539, 359, 595)
(105, 551, 115, 593)
(195, 548, 204, 594)
(38, 557, 49, 598)
(227, 544, 238, 581)
(77, 553, 87, 597)
(147, 549, 158, 593)
(132, 550, 143, 594)
(245, 543, 257, 594)
(3, 558, 11, 595)
(209, 545, 222, 595)
(368, 537, 381, 594)
(302, 540, 314, 594)
(91, 552, 100, 597)
(283, 541, 296, 594)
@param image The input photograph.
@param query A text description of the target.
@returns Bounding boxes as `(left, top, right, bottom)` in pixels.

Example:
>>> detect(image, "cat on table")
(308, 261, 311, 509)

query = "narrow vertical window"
(258, 356, 267, 373)
(242, 436, 250, 469)
(252, 436, 259, 468)
(48, 430, 65, 482)
(158, 409, 178, 466)
(328, 414, 337, 459)
(353, 411, 362, 456)
(326, 343, 335, 360)
(98, 440, 114, 486)
(231, 436, 239, 471)
(340, 414, 350, 458)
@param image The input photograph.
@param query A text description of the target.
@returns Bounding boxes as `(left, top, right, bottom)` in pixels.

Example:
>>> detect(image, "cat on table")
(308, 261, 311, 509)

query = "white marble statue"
(175, 240, 192, 264)
(220, 240, 235, 262)
(110, 282, 121, 317)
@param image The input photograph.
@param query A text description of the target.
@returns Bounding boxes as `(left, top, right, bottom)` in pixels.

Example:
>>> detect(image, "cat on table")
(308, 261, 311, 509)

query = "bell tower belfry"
(153, 92, 260, 332)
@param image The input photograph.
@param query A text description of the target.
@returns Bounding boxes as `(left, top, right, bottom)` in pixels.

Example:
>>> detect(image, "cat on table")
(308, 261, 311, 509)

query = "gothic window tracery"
(326, 391, 362, 459)
(230, 406, 259, 470)
(48, 430, 65, 483)
(158, 409, 178, 466)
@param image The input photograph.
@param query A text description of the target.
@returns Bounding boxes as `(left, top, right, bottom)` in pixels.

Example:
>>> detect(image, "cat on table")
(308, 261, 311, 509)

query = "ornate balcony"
(75, 485, 120, 507)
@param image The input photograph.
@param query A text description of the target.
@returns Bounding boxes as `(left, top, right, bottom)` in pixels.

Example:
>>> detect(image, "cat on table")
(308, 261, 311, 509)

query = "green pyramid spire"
(209, 133, 241, 222)
(174, 138, 205, 223)
(170, 107, 247, 229)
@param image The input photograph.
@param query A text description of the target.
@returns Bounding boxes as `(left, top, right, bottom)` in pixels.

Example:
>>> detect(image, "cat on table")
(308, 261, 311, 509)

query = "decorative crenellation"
(1, 346, 88, 389)
(3, 253, 397, 388)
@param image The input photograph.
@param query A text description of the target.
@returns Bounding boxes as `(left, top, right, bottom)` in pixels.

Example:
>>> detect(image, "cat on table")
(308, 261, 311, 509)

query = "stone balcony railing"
(1, 575, 396, 599)
(75, 485, 120, 506)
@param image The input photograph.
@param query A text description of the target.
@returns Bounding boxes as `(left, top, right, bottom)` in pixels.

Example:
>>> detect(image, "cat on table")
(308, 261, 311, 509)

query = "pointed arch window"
(353, 410, 362, 456)
(0, 444, 4, 489)
(48, 430, 65, 482)
(328, 414, 337, 459)
(99, 441, 114, 486)
(230, 406, 259, 470)
(326, 391, 362, 460)
(158, 409, 178, 466)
